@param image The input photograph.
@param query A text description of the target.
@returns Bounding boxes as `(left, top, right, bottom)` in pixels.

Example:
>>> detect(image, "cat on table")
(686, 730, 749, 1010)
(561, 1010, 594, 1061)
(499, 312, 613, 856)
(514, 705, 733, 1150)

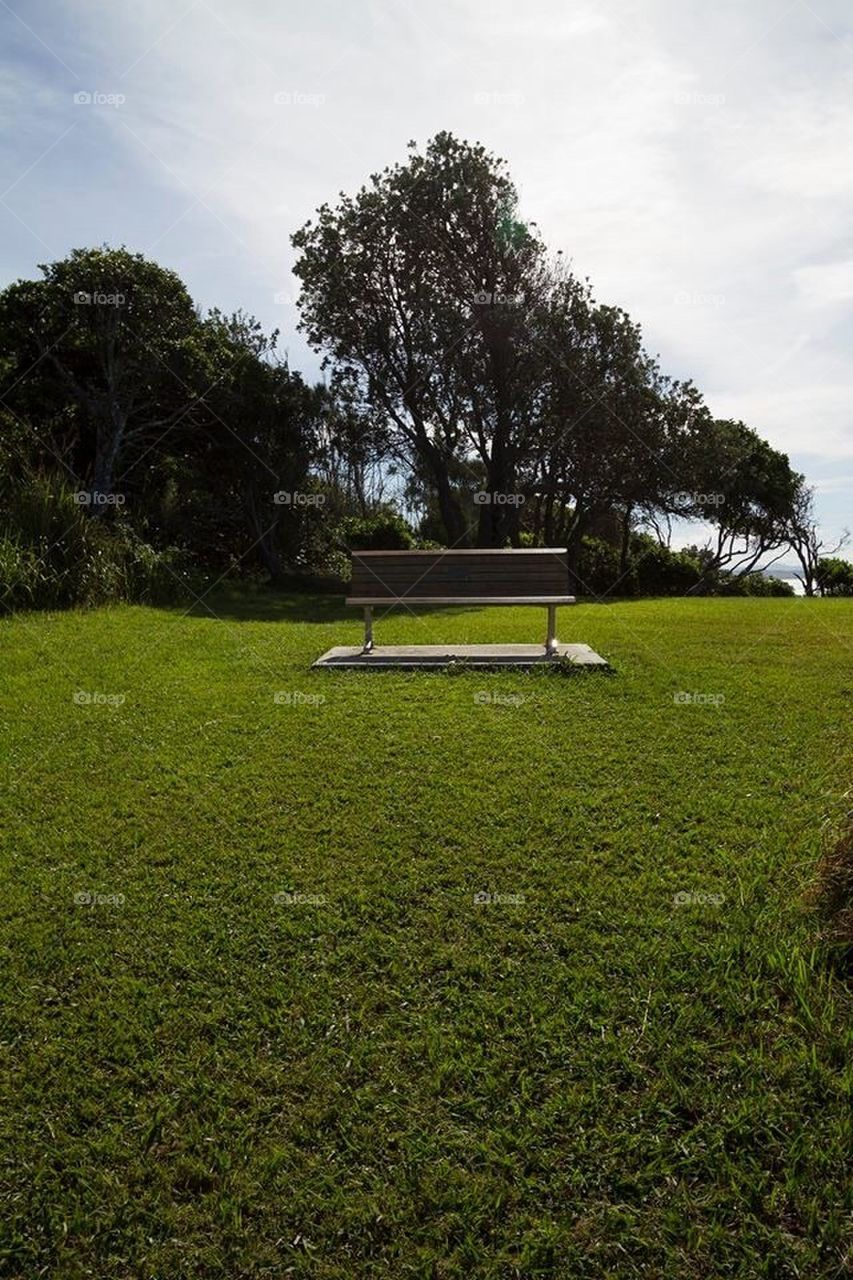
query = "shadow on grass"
(176, 584, 487, 625)
(179, 586, 350, 623)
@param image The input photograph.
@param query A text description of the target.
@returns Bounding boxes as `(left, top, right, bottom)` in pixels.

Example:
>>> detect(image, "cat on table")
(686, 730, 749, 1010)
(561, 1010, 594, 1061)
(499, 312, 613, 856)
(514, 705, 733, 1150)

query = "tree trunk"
(427, 450, 467, 546)
(619, 504, 633, 576)
(532, 491, 544, 543)
(543, 490, 556, 546)
(564, 508, 588, 594)
(257, 532, 284, 582)
(478, 453, 514, 547)
(91, 423, 123, 514)
(244, 483, 285, 582)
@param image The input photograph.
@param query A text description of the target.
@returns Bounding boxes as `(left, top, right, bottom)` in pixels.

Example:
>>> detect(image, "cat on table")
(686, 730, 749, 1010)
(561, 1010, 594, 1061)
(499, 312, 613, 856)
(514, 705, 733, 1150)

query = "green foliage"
(109, 525, 196, 604)
(632, 534, 704, 596)
(192, 310, 321, 580)
(292, 131, 550, 546)
(0, 536, 43, 606)
(284, 506, 420, 588)
(577, 534, 622, 593)
(671, 417, 801, 575)
(0, 475, 192, 610)
(1, 473, 99, 608)
(0, 251, 334, 596)
(574, 532, 791, 598)
(713, 571, 795, 597)
(0, 245, 204, 495)
(339, 508, 416, 550)
(0, 227, 822, 605)
(817, 555, 853, 596)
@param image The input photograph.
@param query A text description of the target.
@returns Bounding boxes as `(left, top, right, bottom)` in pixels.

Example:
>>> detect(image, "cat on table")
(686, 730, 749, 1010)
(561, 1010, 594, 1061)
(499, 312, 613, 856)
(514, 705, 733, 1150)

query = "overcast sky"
(1, 0, 851, 548)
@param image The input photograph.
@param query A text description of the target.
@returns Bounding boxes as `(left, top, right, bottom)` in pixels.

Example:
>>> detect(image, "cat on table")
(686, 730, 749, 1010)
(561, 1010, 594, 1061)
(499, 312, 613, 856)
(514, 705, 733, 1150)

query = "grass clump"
(813, 803, 853, 971)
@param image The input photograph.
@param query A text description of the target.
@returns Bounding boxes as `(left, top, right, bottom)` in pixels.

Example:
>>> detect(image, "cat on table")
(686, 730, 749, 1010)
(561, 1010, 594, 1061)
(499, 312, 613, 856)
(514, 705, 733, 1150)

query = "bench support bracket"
(545, 603, 558, 657)
(362, 606, 374, 653)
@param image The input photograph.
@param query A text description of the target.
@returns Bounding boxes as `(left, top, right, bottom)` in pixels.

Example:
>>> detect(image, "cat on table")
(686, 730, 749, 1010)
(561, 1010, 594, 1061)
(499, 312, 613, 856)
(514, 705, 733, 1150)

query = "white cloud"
(813, 472, 853, 492)
(794, 259, 853, 305)
(710, 383, 853, 458)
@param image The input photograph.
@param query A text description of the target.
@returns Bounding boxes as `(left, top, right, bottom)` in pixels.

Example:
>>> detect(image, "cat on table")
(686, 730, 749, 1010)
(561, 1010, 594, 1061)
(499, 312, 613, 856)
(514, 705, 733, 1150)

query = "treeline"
(0, 133, 850, 609)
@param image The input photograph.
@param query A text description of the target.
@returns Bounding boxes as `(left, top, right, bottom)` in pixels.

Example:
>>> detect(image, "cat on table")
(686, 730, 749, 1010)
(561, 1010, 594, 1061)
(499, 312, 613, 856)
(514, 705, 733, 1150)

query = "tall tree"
(292, 132, 547, 546)
(196, 310, 321, 580)
(0, 246, 205, 503)
(786, 484, 849, 596)
(524, 275, 700, 582)
(673, 418, 802, 578)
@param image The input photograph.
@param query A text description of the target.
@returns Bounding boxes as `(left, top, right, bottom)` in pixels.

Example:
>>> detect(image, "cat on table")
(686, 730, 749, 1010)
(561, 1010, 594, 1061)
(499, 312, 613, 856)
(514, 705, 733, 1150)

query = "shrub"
(576, 534, 704, 597)
(818, 556, 853, 596)
(0, 536, 44, 607)
(111, 525, 195, 604)
(2, 475, 96, 608)
(576, 536, 624, 596)
(288, 504, 420, 586)
(632, 535, 704, 596)
(714, 572, 795, 597)
(340, 509, 416, 550)
(0, 474, 194, 611)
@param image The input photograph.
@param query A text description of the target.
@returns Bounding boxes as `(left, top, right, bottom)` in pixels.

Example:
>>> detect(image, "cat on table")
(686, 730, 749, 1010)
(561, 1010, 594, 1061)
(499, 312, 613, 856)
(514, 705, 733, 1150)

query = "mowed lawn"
(1, 594, 851, 1280)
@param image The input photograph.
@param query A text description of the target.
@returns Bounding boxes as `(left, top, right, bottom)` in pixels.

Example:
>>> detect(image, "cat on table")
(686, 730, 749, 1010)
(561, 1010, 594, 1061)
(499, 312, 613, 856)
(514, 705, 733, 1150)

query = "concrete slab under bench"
(312, 643, 609, 670)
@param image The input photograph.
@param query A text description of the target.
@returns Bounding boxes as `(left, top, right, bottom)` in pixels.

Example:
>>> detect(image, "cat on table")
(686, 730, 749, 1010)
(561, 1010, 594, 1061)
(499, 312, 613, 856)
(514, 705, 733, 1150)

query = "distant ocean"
(763, 565, 804, 595)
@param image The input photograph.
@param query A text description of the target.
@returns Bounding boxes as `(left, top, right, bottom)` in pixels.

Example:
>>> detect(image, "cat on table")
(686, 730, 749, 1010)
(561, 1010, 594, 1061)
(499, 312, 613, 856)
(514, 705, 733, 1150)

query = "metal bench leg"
(545, 604, 557, 657)
(362, 606, 374, 653)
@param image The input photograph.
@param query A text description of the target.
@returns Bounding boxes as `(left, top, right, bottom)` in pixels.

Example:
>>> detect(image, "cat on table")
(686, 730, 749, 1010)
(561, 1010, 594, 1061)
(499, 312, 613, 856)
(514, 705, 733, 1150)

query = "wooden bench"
(346, 548, 575, 656)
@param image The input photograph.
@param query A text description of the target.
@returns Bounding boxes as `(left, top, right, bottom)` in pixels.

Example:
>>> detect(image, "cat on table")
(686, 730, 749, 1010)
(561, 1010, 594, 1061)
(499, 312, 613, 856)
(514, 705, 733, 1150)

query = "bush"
(574, 531, 796, 599)
(577, 536, 624, 596)
(111, 525, 195, 604)
(818, 556, 853, 596)
(0, 475, 194, 611)
(2, 475, 96, 608)
(287, 504, 420, 586)
(288, 506, 421, 587)
(0, 536, 44, 607)
(714, 572, 795, 597)
(632, 535, 704, 596)
(340, 509, 416, 550)
(576, 533, 704, 597)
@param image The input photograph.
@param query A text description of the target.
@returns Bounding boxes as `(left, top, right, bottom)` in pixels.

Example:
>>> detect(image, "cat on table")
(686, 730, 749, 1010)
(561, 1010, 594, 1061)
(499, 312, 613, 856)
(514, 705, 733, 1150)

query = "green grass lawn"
(1, 593, 851, 1279)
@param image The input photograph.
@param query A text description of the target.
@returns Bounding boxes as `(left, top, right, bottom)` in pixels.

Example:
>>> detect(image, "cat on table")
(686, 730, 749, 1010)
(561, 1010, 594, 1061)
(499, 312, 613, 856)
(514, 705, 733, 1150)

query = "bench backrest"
(349, 549, 569, 600)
